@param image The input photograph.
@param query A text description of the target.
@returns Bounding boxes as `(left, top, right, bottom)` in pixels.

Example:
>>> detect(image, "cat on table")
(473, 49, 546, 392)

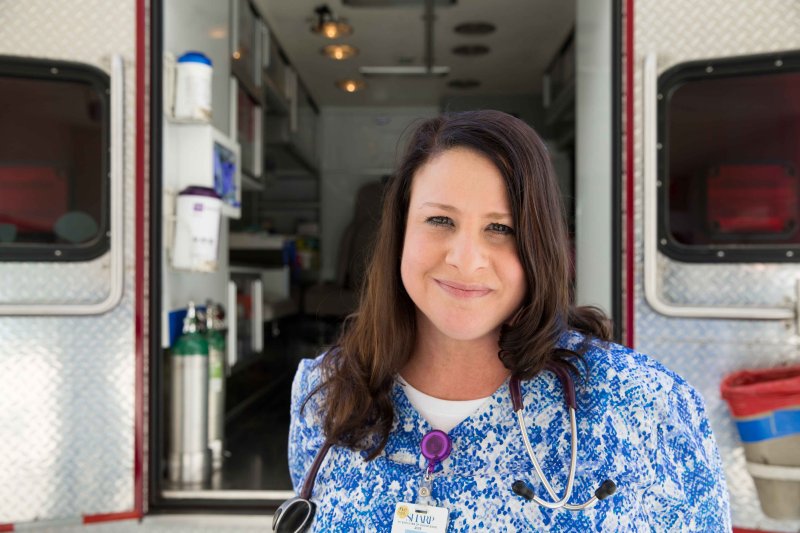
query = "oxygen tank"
(205, 300, 226, 471)
(168, 301, 210, 485)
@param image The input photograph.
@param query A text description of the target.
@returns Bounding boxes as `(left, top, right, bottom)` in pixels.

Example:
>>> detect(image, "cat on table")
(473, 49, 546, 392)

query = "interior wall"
(574, 0, 613, 313)
(161, 0, 233, 342)
(317, 106, 438, 281)
(440, 94, 548, 136)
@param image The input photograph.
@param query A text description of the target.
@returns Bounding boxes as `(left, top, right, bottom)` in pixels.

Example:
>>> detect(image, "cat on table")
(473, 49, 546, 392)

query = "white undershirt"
(397, 376, 492, 433)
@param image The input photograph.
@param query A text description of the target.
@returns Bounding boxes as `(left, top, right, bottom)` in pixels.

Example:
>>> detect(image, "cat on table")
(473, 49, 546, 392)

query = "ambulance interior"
(157, 0, 592, 510)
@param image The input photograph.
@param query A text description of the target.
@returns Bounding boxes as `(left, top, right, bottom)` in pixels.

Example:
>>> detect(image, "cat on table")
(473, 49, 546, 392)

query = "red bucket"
(720, 364, 800, 418)
(720, 364, 800, 520)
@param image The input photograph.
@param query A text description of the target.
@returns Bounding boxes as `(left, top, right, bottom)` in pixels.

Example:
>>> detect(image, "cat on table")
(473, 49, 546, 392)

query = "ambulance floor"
(217, 314, 331, 491)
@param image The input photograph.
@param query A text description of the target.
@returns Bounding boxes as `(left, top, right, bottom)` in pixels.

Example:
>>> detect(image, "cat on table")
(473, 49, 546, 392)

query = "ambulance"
(1, 0, 798, 531)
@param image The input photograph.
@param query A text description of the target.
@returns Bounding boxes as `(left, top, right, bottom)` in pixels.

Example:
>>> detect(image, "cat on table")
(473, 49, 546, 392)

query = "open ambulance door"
(0, 0, 148, 528)
(623, 1, 800, 530)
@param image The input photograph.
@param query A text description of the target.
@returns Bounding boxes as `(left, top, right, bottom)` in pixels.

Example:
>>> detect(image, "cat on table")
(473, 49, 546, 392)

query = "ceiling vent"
(454, 22, 496, 35)
(452, 44, 490, 57)
(447, 79, 480, 89)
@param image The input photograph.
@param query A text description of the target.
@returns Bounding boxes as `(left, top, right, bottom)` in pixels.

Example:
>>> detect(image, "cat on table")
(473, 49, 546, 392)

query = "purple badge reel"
(419, 430, 452, 498)
(421, 430, 452, 474)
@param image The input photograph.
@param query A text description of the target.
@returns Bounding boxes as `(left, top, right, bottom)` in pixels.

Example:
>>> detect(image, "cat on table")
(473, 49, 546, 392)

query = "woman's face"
(400, 147, 527, 344)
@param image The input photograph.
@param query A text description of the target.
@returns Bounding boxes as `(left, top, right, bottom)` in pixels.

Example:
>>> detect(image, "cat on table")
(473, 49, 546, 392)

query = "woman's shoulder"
(288, 353, 329, 490)
(559, 330, 701, 417)
(292, 353, 326, 393)
(290, 352, 328, 418)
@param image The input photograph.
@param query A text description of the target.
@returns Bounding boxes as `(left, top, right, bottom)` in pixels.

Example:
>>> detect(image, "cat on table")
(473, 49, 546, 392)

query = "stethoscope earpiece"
(513, 478, 618, 507)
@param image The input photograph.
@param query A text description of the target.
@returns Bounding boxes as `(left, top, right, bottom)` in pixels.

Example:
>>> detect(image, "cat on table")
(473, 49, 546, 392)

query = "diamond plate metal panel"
(632, 1, 800, 530)
(0, 0, 138, 525)
(0, 259, 112, 304)
(659, 257, 800, 307)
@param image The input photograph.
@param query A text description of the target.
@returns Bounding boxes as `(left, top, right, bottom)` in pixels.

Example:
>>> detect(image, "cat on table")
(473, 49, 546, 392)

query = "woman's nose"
(445, 230, 489, 272)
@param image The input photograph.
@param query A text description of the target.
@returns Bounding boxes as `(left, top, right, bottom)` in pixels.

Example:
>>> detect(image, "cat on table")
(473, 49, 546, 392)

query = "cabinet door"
(237, 83, 262, 178)
(232, 0, 257, 87)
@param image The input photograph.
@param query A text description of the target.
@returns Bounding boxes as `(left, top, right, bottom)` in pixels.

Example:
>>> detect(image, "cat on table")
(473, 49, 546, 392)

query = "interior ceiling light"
(454, 22, 496, 35)
(336, 79, 366, 93)
(452, 44, 490, 56)
(208, 26, 227, 40)
(322, 44, 359, 60)
(311, 5, 353, 39)
(360, 65, 449, 77)
(447, 78, 480, 89)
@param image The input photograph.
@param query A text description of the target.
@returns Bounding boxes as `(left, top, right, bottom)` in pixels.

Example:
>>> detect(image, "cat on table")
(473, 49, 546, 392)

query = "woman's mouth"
(434, 279, 492, 298)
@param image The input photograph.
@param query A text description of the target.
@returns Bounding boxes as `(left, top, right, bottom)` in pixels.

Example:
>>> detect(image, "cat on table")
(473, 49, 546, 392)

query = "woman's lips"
(435, 279, 492, 298)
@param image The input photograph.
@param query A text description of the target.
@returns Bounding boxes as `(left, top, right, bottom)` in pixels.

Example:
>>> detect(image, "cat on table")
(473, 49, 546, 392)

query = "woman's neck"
(401, 321, 510, 401)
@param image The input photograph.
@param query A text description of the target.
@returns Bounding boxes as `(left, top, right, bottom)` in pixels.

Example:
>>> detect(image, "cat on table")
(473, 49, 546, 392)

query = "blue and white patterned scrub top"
(288, 331, 731, 531)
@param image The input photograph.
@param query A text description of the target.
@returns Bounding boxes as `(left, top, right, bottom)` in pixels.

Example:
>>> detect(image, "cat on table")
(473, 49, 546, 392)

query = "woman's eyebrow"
(485, 212, 512, 220)
(420, 202, 458, 212)
(419, 202, 511, 219)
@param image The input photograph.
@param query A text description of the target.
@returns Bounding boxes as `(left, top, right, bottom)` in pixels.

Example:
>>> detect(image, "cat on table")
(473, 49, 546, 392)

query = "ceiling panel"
(253, 0, 575, 107)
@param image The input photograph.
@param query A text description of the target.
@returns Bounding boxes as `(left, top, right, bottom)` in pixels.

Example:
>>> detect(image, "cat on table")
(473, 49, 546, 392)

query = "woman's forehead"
(408, 148, 511, 209)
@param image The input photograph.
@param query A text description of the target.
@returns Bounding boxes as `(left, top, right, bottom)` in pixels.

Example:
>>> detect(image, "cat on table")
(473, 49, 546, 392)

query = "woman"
(282, 110, 730, 531)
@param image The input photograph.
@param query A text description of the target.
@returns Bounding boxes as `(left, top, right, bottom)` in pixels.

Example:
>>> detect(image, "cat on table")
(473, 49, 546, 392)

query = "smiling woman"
(400, 148, 527, 399)
(281, 110, 730, 532)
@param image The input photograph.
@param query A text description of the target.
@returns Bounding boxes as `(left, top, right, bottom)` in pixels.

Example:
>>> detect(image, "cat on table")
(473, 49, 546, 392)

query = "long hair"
(311, 110, 611, 459)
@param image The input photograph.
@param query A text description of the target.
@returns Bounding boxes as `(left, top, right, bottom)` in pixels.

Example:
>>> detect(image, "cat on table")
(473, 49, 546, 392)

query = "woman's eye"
(487, 222, 514, 235)
(426, 216, 454, 227)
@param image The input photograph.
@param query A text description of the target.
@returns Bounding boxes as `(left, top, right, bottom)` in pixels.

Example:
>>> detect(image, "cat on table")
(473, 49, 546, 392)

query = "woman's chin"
(429, 318, 499, 343)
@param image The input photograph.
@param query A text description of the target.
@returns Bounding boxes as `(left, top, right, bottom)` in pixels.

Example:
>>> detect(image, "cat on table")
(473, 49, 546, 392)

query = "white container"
(174, 51, 213, 121)
(172, 187, 222, 272)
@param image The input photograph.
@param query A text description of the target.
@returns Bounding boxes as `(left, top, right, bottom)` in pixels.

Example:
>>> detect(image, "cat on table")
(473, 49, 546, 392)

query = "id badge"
(390, 502, 449, 533)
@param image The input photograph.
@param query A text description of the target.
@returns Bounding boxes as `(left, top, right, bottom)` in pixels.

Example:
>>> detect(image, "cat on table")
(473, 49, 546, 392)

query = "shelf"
(262, 71, 289, 116)
(359, 168, 395, 176)
(241, 172, 265, 191)
(163, 115, 211, 125)
(545, 78, 575, 127)
(268, 168, 318, 179)
(231, 62, 264, 107)
(260, 201, 319, 210)
(264, 142, 318, 176)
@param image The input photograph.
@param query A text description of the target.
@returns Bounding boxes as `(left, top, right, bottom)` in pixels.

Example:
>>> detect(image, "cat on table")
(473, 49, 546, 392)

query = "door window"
(0, 57, 109, 261)
(659, 53, 800, 262)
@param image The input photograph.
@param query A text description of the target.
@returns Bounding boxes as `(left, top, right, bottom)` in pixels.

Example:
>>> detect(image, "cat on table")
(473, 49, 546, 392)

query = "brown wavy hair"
(311, 110, 611, 459)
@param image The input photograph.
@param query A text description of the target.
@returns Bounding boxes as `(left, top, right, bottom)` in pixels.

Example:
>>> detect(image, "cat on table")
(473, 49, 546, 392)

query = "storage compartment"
(165, 122, 242, 218)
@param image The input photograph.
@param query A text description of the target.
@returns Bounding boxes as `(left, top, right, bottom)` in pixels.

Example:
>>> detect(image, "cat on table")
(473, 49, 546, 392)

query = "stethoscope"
(273, 365, 617, 532)
(508, 364, 617, 510)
